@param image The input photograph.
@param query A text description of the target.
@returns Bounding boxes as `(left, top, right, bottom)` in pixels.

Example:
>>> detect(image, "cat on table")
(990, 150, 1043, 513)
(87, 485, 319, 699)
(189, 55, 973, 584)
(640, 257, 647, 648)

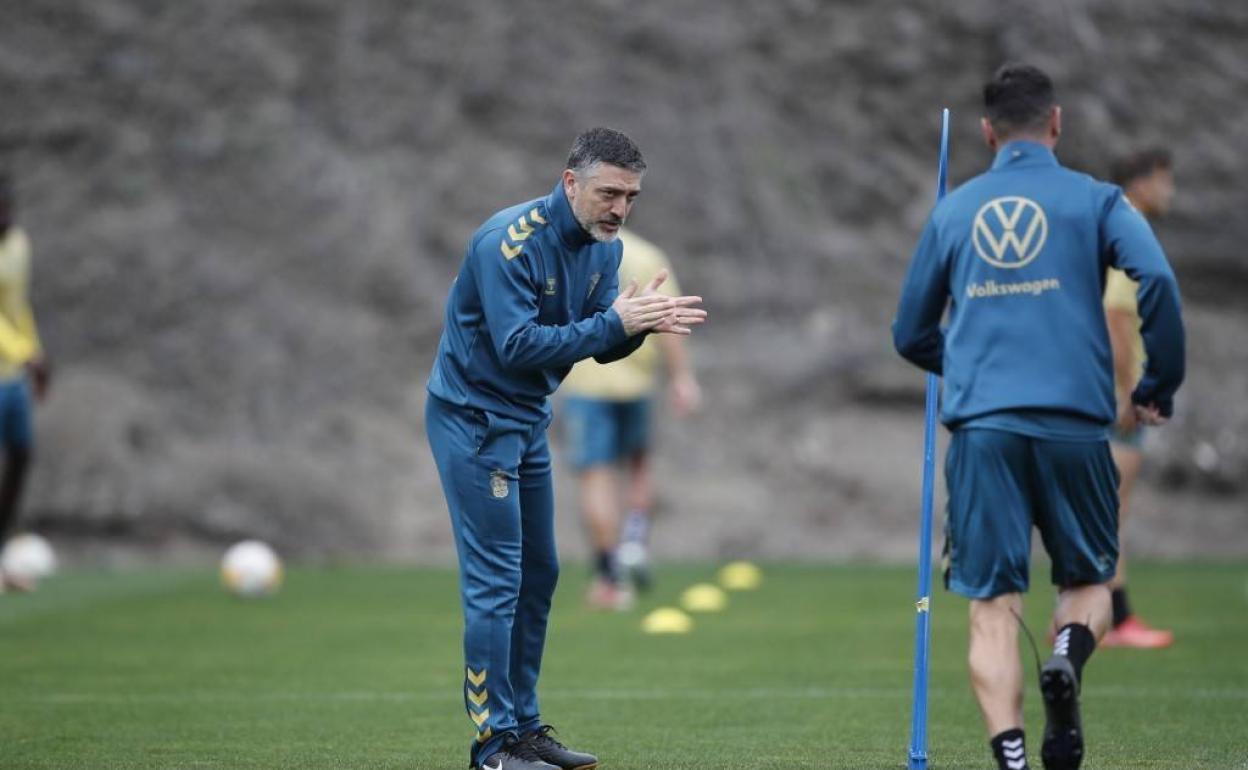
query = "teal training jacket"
(893, 141, 1185, 435)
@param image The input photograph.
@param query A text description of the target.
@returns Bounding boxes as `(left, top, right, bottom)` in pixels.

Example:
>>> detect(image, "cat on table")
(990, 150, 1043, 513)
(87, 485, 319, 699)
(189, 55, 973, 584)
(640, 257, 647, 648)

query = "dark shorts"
(0, 377, 34, 451)
(562, 396, 653, 470)
(943, 428, 1120, 599)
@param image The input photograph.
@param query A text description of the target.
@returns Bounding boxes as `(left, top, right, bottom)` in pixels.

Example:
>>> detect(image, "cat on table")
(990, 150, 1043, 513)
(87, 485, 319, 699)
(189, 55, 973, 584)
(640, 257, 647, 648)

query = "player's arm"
(892, 215, 949, 375)
(14, 291, 49, 400)
(658, 332, 701, 416)
(475, 232, 668, 371)
(645, 259, 701, 414)
(1102, 193, 1186, 418)
(1105, 306, 1139, 429)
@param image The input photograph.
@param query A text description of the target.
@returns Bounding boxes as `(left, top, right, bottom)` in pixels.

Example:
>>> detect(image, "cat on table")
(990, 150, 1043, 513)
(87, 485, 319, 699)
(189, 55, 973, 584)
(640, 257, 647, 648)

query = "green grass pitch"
(2, 563, 1246, 769)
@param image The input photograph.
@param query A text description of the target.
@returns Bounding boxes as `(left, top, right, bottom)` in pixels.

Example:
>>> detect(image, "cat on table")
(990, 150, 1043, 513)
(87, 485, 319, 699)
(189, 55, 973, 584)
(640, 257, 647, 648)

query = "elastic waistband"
(426, 394, 551, 437)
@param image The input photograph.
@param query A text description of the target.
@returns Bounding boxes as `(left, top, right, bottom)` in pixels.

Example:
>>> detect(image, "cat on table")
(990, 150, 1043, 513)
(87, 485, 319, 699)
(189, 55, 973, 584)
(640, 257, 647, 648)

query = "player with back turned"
(893, 64, 1184, 770)
(425, 128, 706, 770)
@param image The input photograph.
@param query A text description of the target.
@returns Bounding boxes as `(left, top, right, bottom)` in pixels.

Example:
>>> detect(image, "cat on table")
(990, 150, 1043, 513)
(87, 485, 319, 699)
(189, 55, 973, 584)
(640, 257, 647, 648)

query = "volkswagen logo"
(971, 196, 1048, 269)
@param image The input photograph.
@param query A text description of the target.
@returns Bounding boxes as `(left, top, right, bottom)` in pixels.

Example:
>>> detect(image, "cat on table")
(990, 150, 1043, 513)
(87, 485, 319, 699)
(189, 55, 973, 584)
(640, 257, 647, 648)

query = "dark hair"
(983, 63, 1056, 137)
(1110, 147, 1172, 187)
(566, 127, 646, 174)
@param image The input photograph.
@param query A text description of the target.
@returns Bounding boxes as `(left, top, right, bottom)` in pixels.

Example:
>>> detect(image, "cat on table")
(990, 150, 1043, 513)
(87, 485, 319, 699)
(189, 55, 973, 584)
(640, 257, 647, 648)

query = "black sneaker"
(1039, 655, 1084, 770)
(523, 725, 599, 770)
(475, 735, 559, 770)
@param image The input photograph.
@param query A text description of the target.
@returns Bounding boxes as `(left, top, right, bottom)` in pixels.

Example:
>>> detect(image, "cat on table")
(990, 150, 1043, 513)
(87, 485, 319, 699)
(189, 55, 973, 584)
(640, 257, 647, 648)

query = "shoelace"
(505, 735, 546, 762)
(531, 725, 567, 750)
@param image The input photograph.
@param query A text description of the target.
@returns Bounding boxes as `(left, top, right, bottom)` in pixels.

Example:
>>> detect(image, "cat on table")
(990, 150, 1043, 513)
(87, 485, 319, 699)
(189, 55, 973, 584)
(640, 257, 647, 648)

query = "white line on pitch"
(15, 685, 1248, 705)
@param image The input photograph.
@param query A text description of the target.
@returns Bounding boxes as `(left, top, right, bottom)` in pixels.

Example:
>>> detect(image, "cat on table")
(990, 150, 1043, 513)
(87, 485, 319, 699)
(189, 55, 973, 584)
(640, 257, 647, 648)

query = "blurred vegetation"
(1, 0, 1244, 559)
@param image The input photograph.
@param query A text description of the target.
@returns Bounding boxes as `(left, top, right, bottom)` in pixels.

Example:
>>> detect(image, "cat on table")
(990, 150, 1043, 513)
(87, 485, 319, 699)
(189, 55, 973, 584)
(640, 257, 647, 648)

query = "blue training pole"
(908, 107, 950, 770)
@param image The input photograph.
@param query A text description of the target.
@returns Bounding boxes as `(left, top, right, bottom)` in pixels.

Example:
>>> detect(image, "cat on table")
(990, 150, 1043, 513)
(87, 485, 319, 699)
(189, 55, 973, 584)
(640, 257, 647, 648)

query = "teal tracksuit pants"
(425, 395, 559, 764)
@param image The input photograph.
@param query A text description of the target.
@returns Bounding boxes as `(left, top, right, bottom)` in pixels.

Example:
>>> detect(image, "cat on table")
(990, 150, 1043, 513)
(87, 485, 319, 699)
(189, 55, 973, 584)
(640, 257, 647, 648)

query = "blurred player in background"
(425, 128, 706, 770)
(893, 64, 1184, 770)
(1101, 148, 1176, 649)
(0, 173, 50, 593)
(560, 228, 702, 610)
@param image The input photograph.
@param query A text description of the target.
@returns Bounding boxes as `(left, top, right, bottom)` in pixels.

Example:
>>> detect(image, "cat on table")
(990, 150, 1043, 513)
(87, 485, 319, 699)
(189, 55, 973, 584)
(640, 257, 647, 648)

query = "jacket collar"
(544, 180, 594, 250)
(992, 140, 1059, 170)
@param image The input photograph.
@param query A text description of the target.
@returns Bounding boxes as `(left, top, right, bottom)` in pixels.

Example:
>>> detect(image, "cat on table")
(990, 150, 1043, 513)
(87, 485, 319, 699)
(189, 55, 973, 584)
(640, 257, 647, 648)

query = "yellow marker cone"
(641, 607, 694, 635)
(680, 583, 728, 613)
(718, 561, 763, 591)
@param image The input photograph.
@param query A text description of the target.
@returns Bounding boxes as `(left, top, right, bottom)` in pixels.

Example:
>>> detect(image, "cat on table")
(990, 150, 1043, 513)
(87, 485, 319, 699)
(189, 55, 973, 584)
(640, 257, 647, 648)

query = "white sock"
(621, 509, 649, 545)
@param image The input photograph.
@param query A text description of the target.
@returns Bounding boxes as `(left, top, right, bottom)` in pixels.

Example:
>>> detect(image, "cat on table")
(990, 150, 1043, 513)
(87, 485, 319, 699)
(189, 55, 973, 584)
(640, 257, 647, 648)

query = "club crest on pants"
(490, 470, 509, 499)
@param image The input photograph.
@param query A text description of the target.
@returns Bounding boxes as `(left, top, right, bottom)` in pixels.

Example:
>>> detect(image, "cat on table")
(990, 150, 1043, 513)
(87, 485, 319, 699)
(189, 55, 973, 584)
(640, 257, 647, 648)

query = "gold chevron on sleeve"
(508, 217, 535, 242)
(467, 687, 488, 708)
(466, 668, 487, 687)
(500, 241, 523, 260)
(470, 708, 491, 727)
(528, 207, 547, 225)
(477, 727, 493, 744)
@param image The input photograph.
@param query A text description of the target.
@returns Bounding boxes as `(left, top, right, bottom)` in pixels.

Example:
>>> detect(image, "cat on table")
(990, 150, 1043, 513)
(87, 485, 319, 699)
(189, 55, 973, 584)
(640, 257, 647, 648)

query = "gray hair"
(566, 127, 646, 175)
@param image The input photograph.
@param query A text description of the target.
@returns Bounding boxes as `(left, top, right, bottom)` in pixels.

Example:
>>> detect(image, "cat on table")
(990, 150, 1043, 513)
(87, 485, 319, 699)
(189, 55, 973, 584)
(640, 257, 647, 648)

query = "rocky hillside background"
(2, 0, 1245, 564)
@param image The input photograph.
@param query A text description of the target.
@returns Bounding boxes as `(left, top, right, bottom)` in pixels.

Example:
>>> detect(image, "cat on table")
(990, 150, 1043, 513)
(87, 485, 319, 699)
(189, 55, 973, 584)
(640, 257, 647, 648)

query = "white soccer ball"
(1, 533, 58, 584)
(220, 540, 283, 598)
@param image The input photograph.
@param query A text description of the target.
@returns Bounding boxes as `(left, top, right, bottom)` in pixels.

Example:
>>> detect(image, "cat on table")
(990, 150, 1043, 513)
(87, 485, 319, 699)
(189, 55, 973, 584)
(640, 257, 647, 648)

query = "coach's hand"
(613, 272, 706, 337)
(635, 270, 707, 337)
(612, 279, 676, 336)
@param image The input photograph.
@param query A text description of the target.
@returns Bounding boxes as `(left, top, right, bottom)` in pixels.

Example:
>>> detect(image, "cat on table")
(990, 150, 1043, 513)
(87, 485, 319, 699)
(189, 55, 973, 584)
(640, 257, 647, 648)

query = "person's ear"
(562, 169, 578, 200)
(1049, 106, 1062, 142)
(981, 117, 998, 151)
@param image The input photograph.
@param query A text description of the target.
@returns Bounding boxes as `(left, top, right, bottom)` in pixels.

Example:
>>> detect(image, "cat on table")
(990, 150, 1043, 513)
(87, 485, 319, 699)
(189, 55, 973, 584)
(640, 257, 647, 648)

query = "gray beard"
(591, 226, 620, 243)
(576, 213, 620, 243)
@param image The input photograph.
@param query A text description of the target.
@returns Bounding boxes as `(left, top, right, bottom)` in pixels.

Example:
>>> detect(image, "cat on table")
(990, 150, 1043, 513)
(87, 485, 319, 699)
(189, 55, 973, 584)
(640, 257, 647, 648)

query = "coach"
(426, 127, 705, 770)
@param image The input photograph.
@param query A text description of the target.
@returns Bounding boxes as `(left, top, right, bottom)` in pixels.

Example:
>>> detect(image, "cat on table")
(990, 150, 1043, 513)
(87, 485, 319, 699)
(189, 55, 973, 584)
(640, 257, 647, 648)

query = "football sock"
(1053, 623, 1096, 683)
(594, 550, 616, 582)
(0, 449, 31, 541)
(1111, 587, 1131, 627)
(990, 728, 1029, 770)
(621, 509, 649, 545)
